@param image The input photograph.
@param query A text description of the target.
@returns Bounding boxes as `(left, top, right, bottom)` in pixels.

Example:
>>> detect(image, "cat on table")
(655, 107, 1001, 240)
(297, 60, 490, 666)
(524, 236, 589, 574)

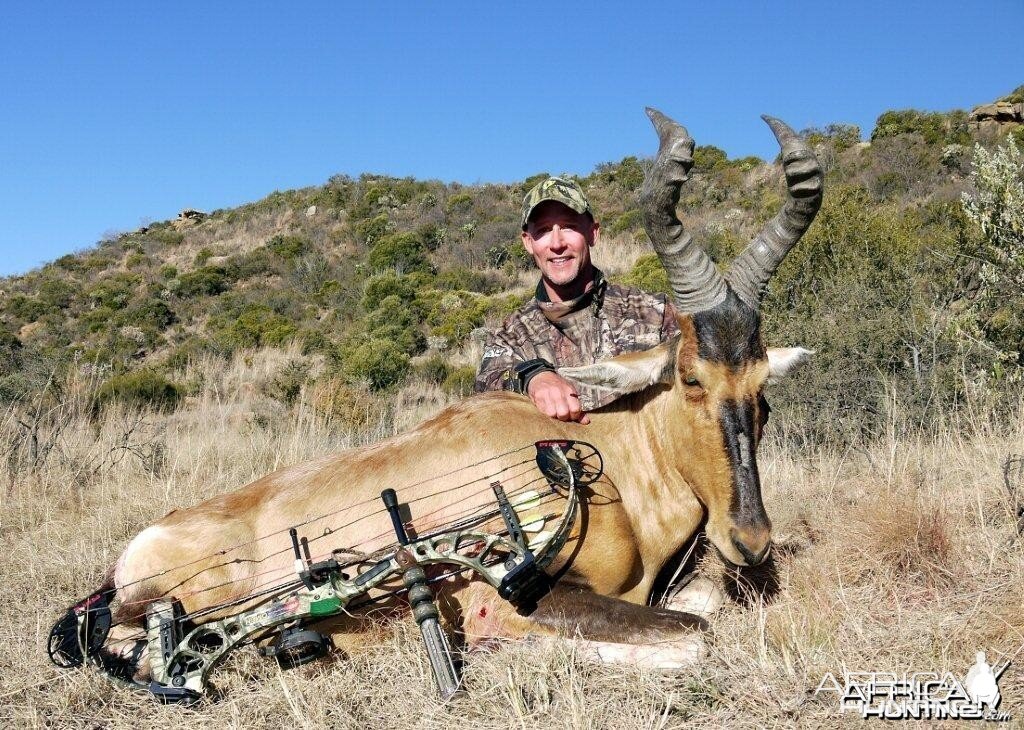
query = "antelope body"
(107, 109, 823, 667)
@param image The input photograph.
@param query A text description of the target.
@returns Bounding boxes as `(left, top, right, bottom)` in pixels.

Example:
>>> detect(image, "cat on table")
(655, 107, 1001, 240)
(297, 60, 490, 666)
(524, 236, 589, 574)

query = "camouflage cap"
(520, 176, 593, 230)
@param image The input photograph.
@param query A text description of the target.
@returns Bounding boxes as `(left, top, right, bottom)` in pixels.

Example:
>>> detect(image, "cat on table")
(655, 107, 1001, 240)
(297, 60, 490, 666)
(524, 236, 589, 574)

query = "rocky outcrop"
(969, 101, 1024, 136)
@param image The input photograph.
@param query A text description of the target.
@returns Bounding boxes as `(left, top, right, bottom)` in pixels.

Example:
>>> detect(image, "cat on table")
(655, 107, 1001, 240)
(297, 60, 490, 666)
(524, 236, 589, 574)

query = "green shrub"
(225, 247, 275, 279)
(445, 193, 473, 216)
(434, 267, 498, 293)
(341, 337, 409, 390)
(212, 304, 298, 352)
(609, 209, 643, 236)
(355, 214, 390, 246)
(298, 328, 330, 354)
(54, 254, 84, 272)
(175, 266, 229, 297)
(38, 278, 79, 310)
(414, 354, 450, 384)
(614, 156, 646, 189)
(486, 242, 531, 270)
(622, 254, 671, 295)
(424, 291, 490, 345)
(870, 109, 969, 145)
(365, 295, 419, 330)
(121, 298, 176, 330)
(143, 226, 185, 247)
(82, 306, 117, 332)
(164, 337, 211, 371)
(372, 323, 424, 355)
(194, 247, 214, 265)
(0, 328, 22, 370)
(417, 223, 445, 251)
(266, 360, 310, 405)
(125, 252, 150, 269)
(96, 370, 182, 412)
(267, 235, 311, 260)
(368, 232, 431, 273)
(82, 254, 116, 271)
(159, 264, 178, 280)
(442, 366, 476, 396)
(87, 273, 141, 309)
(802, 124, 862, 152)
(694, 145, 728, 173)
(6, 294, 48, 322)
(362, 273, 418, 311)
(521, 172, 550, 192)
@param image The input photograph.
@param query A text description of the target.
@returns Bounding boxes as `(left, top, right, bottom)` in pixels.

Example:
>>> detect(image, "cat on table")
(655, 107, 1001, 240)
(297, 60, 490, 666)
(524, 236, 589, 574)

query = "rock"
(177, 208, 206, 222)
(968, 101, 1024, 136)
(305, 205, 317, 218)
(206, 255, 230, 266)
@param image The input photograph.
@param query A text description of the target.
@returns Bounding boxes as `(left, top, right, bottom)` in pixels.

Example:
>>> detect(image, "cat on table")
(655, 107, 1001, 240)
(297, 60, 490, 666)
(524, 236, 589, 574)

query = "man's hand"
(526, 372, 590, 424)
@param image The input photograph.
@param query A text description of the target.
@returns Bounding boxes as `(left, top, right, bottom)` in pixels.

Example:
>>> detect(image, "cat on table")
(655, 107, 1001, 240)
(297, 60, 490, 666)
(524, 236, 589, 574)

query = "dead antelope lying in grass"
(49, 108, 822, 702)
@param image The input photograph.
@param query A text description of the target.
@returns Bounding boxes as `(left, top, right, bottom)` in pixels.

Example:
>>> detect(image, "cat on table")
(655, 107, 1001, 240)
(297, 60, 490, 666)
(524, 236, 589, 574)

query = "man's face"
(521, 201, 600, 293)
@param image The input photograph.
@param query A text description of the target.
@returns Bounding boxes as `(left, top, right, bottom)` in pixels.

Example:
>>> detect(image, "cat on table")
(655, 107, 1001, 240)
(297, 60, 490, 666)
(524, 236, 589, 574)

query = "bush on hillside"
(361, 272, 418, 311)
(693, 145, 728, 173)
(174, 266, 229, 297)
(95, 370, 182, 412)
(355, 214, 390, 246)
(871, 108, 969, 146)
(367, 232, 431, 274)
(5, 294, 48, 322)
(622, 254, 671, 295)
(37, 278, 79, 311)
(960, 137, 1024, 376)
(340, 337, 409, 390)
(609, 209, 643, 236)
(267, 235, 311, 261)
(120, 298, 176, 330)
(442, 366, 477, 396)
(87, 273, 141, 310)
(211, 304, 298, 352)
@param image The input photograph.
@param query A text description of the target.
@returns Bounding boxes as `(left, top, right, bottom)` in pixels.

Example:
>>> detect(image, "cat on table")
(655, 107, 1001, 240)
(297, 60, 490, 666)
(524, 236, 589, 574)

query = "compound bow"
(48, 440, 601, 705)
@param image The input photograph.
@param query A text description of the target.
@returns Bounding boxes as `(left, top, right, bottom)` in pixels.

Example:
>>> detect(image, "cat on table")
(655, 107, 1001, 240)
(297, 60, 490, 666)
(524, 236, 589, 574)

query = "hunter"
(475, 176, 679, 424)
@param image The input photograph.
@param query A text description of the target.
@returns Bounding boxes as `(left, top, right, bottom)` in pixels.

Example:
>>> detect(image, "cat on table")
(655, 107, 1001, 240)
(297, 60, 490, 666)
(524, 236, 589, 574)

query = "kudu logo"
(814, 651, 1011, 721)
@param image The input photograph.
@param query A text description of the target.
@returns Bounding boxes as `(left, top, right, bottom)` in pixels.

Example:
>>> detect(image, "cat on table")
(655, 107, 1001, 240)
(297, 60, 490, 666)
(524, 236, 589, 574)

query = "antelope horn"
(640, 108, 728, 314)
(725, 115, 823, 308)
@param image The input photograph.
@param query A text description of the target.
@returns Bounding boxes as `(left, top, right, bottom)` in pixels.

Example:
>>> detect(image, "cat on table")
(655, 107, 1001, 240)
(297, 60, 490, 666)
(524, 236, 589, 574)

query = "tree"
(960, 138, 1024, 377)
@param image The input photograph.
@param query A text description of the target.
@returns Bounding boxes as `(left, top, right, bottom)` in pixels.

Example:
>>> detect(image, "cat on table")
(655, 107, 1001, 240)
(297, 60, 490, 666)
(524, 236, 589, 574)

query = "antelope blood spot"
(478, 606, 488, 618)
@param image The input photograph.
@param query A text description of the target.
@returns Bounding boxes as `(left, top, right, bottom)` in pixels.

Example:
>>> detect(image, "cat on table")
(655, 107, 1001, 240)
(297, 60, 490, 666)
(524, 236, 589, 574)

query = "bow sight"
(48, 441, 602, 705)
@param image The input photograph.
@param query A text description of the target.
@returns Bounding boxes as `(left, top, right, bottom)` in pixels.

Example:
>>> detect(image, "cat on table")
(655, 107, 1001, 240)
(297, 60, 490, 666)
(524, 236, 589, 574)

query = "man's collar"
(535, 269, 607, 323)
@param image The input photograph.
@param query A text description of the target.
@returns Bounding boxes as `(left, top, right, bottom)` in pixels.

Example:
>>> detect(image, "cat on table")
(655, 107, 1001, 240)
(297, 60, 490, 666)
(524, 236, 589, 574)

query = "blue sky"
(1, 1, 1021, 277)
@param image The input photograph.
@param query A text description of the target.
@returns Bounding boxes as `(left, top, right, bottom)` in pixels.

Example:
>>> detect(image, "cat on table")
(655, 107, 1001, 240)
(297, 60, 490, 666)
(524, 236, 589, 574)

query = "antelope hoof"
(664, 576, 725, 619)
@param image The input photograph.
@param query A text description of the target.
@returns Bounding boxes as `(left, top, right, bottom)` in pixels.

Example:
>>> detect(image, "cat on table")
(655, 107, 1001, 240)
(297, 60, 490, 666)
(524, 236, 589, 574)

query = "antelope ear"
(558, 336, 678, 393)
(766, 347, 813, 383)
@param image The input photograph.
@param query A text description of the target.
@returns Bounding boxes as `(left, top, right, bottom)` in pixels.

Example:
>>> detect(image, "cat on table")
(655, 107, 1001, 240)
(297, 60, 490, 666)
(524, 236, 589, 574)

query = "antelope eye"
(684, 375, 700, 387)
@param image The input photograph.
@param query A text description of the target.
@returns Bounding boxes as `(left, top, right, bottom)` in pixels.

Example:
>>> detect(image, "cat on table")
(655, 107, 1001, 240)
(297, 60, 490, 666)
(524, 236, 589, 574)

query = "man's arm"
(474, 330, 540, 393)
(475, 330, 589, 423)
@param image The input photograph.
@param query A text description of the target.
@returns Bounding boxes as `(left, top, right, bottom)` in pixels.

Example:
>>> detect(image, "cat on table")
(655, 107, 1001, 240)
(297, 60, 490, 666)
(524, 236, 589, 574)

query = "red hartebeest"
(98, 108, 822, 673)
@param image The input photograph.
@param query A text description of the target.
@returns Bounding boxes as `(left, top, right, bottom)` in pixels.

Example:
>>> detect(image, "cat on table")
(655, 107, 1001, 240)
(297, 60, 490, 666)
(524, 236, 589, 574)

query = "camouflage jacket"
(475, 270, 680, 411)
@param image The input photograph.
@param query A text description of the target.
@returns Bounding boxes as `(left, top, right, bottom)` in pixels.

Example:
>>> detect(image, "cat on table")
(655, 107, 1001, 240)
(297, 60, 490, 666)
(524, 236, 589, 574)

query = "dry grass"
(2, 385, 1023, 728)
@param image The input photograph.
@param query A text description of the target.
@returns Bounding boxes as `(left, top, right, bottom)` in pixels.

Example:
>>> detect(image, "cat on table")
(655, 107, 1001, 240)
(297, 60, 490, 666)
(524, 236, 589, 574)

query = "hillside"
(1, 87, 1023, 445)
